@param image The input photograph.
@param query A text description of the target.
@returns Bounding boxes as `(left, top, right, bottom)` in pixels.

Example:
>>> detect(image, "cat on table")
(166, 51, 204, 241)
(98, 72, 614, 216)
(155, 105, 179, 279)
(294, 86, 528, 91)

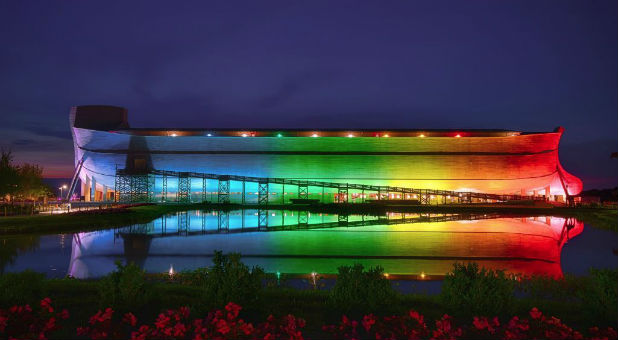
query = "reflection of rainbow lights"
(67, 213, 583, 279)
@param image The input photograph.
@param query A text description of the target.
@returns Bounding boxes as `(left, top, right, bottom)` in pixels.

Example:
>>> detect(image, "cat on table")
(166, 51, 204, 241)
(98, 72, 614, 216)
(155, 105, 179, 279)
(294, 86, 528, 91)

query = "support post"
(218, 177, 230, 204)
(258, 181, 269, 205)
(178, 211, 188, 235)
(242, 180, 246, 204)
(258, 209, 268, 230)
(161, 175, 167, 202)
(298, 210, 308, 226)
(91, 177, 96, 202)
(217, 210, 229, 231)
(177, 173, 190, 203)
(298, 183, 308, 200)
(202, 178, 207, 202)
(337, 185, 348, 203)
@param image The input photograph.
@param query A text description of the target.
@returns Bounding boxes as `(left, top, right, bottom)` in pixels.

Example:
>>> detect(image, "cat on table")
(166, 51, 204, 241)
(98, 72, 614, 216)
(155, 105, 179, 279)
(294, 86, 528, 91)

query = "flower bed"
(1, 298, 616, 340)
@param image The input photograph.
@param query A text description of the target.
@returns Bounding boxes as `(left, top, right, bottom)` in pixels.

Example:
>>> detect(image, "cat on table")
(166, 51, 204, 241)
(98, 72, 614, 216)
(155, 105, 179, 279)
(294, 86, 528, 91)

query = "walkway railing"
(114, 168, 546, 205)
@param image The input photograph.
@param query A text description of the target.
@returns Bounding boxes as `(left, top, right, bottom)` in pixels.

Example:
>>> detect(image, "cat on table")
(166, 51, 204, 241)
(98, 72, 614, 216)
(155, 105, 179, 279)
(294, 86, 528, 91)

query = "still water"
(2, 210, 617, 279)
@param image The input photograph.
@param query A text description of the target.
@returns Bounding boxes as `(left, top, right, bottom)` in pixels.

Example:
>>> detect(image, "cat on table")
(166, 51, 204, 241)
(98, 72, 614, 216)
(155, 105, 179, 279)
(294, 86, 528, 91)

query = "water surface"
(2, 210, 616, 280)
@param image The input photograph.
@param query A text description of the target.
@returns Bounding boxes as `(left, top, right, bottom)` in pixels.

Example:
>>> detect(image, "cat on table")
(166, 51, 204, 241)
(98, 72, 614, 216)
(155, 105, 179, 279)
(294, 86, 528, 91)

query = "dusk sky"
(1, 1, 616, 189)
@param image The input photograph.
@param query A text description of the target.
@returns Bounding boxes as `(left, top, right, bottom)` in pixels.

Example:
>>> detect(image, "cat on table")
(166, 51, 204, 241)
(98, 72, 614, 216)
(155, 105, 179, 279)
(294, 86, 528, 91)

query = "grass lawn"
(0, 202, 616, 235)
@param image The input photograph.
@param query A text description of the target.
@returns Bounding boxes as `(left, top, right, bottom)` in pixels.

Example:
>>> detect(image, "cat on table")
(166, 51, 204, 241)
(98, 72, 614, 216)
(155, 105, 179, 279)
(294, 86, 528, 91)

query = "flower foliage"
(322, 308, 616, 340)
(1, 300, 616, 340)
(74, 302, 305, 340)
(0, 298, 69, 340)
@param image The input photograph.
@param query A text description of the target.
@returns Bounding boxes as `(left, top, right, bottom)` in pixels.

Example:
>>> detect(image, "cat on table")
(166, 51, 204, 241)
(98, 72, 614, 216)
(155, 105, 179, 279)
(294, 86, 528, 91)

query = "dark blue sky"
(1, 1, 616, 188)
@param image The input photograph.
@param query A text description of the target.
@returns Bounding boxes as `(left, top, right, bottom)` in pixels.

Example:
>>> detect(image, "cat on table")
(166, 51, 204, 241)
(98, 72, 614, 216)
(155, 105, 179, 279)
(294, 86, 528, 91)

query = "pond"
(2, 209, 617, 280)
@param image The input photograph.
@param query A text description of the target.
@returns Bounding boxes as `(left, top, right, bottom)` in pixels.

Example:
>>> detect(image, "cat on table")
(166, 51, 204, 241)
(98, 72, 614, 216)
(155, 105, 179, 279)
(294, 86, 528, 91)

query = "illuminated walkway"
(114, 168, 546, 205)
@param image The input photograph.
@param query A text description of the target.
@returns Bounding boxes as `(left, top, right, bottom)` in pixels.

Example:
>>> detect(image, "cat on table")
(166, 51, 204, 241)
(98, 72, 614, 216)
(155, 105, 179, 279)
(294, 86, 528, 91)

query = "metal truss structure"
(177, 173, 190, 203)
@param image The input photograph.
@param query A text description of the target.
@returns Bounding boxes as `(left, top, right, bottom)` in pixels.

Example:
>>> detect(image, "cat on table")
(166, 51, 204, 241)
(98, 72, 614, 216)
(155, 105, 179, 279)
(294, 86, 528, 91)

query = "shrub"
(330, 263, 397, 313)
(578, 269, 618, 325)
(97, 261, 152, 311)
(201, 251, 264, 309)
(440, 262, 515, 317)
(517, 274, 585, 301)
(0, 270, 45, 307)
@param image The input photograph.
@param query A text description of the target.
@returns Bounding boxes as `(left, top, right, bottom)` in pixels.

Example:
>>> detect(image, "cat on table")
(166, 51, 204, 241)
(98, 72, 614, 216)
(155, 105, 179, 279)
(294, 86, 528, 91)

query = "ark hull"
(69, 105, 583, 201)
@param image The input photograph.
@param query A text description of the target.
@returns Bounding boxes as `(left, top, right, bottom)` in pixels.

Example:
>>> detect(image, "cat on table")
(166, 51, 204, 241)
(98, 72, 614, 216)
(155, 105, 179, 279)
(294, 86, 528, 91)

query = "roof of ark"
(108, 128, 547, 138)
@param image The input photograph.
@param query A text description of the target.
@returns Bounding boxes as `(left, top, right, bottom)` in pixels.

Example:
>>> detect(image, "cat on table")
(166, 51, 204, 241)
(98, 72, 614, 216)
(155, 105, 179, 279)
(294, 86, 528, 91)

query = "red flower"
(529, 307, 543, 320)
(122, 312, 137, 327)
(361, 314, 376, 332)
(179, 306, 190, 319)
(224, 302, 242, 319)
(154, 313, 170, 329)
(40, 298, 54, 313)
(409, 310, 424, 324)
(58, 309, 69, 320)
(216, 318, 230, 334)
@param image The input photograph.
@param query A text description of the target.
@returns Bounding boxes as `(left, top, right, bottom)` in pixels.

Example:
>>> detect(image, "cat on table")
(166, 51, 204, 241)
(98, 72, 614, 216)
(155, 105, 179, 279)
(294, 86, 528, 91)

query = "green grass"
(1, 203, 616, 235)
(0, 204, 207, 235)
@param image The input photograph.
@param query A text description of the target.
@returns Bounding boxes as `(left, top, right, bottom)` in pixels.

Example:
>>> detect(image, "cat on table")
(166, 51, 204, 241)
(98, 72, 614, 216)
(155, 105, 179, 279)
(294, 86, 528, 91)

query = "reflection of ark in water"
(70, 105, 582, 203)
(67, 212, 583, 279)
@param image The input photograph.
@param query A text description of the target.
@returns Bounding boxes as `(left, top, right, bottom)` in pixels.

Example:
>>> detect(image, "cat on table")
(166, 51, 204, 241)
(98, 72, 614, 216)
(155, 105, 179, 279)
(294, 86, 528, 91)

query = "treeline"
(0, 150, 51, 202)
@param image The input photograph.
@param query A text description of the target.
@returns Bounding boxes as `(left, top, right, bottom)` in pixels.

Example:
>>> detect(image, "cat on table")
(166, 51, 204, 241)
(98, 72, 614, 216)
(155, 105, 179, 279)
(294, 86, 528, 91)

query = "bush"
(201, 251, 264, 309)
(518, 274, 585, 301)
(440, 262, 515, 317)
(0, 270, 45, 307)
(97, 261, 152, 311)
(330, 263, 397, 313)
(579, 268, 618, 326)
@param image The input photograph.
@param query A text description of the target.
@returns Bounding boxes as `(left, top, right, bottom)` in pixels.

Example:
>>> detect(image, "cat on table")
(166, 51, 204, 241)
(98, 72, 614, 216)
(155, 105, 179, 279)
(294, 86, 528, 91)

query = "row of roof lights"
(169, 132, 467, 137)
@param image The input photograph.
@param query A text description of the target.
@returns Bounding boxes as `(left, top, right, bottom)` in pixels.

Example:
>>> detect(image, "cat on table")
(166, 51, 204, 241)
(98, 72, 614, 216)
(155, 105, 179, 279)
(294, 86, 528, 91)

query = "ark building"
(69, 105, 582, 204)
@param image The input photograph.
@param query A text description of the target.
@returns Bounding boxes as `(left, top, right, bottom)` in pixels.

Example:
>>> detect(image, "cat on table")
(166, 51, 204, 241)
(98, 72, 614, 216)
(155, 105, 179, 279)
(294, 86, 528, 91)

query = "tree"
(16, 163, 50, 200)
(0, 150, 50, 202)
(0, 150, 19, 200)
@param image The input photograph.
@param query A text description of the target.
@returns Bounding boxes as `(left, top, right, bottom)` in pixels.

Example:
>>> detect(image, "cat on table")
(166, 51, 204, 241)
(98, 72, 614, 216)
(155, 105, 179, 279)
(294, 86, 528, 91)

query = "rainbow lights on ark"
(69, 105, 582, 202)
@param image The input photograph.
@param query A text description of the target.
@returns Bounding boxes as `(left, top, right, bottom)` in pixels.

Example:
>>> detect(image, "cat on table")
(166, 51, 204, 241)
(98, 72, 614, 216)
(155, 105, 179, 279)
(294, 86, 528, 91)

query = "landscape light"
(455, 134, 461, 138)
(419, 134, 425, 138)
(311, 133, 319, 137)
(241, 133, 248, 137)
(347, 133, 354, 138)
(171, 133, 177, 137)
(207, 133, 212, 137)
(420, 272, 426, 279)
(383, 134, 390, 137)
(277, 133, 283, 137)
